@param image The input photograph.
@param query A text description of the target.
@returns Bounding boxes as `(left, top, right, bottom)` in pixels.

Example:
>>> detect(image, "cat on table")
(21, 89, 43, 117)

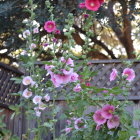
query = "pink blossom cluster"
(65, 118, 86, 134)
(110, 68, 135, 82)
(44, 21, 61, 34)
(45, 57, 79, 87)
(79, 0, 104, 11)
(93, 104, 120, 130)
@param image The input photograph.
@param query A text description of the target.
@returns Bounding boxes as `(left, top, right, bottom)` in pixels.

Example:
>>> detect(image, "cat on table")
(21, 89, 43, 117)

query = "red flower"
(85, 0, 104, 11)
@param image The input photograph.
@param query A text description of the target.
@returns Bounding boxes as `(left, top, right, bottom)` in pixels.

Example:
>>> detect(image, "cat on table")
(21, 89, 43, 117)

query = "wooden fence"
(0, 59, 140, 139)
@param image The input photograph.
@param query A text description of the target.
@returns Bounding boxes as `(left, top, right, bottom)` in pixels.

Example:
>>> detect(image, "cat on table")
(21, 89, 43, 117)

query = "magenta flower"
(70, 72, 79, 82)
(54, 29, 61, 34)
(73, 84, 82, 92)
(85, 0, 101, 11)
(99, 0, 104, 4)
(122, 68, 135, 82)
(83, 14, 89, 18)
(65, 127, 72, 133)
(110, 68, 117, 81)
(93, 110, 106, 125)
(22, 89, 32, 99)
(44, 21, 56, 33)
(107, 115, 120, 129)
(74, 118, 86, 129)
(101, 104, 115, 119)
(79, 2, 86, 8)
(86, 82, 91, 86)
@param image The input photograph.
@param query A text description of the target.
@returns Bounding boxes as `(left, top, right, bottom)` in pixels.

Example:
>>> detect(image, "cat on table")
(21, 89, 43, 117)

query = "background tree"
(0, 0, 140, 65)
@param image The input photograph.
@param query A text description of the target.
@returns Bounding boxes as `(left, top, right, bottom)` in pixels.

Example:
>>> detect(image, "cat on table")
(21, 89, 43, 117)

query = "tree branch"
(73, 24, 117, 59)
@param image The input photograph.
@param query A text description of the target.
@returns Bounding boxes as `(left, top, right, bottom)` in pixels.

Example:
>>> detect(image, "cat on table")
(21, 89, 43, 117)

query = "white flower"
(23, 30, 30, 38)
(33, 95, 42, 104)
(35, 111, 41, 117)
(29, 43, 36, 50)
(39, 102, 46, 110)
(22, 89, 32, 99)
(33, 27, 39, 33)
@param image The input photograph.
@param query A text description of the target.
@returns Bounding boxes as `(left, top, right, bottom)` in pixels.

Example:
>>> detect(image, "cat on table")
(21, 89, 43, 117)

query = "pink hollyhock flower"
(33, 27, 39, 34)
(101, 104, 115, 119)
(137, 130, 140, 137)
(54, 29, 61, 34)
(21, 50, 27, 55)
(22, 89, 32, 99)
(67, 58, 74, 67)
(103, 90, 108, 93)
(110, 68, 117, 81)
(78, 75, 84, 83)
(60, 57, 74, 67)
(60, 57, 66, 63)
(45, 64, 54, 74)
(65, 127, 72, 133)
(99, 0, 104, 4)
(31, 81, 38, 88)
(73, 84, 82, 92)
(29, 43, 36, 50)
(51, 73, 71, 87)
(22, 76, 33, 85)
(83, 14, 89, 18)
(35, 109, 41, 117)
(107, 115, 120, 129)
(44, 21, 56, 33)
(96, 125, 101, 130)
(86, 82, 91, 86)
(74, 118, 86, 129)
(70, 72, 79, 82)
(62, 68, 73, 75)
(44, 94, 50, 102)
(33, 95, 42, 104)
(79, 2, 86, 8)
(85, 0, 101, 11)
(38, 102, 46, 110)
(23, 30, 30, 38)
(66, 120, 71, 125)
(93, 110, 106, 125)
(122, 68, 135, 82)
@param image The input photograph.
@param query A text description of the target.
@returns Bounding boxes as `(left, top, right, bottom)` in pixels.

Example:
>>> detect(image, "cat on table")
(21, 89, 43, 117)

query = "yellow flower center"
(109, 110, 113, 113)
(25, 79, 30, 84)
(90, 2, 94, 7)
(49, 25, 52, 28)
(27, 91, 31, 96)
